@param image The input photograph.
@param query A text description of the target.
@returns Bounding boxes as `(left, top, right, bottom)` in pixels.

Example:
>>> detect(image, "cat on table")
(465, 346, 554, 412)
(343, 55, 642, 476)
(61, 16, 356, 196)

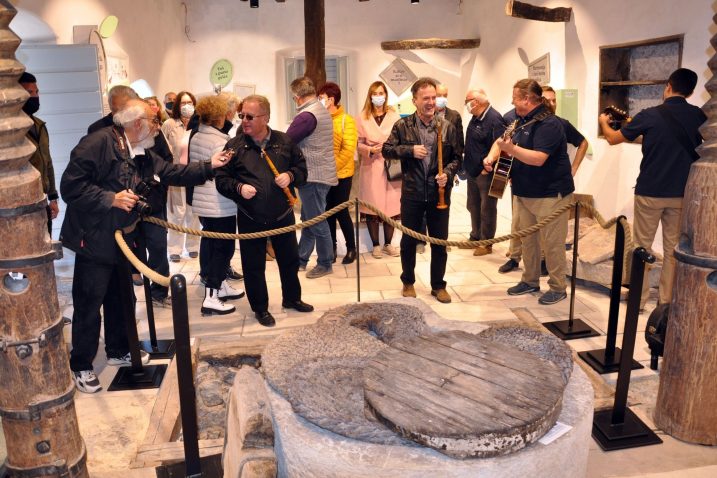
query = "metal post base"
(140, 339, 176, 359)
(543, 318, 601, 340)
(578, 348, 644, 374)
(592, 407, 662, 451)
(107, 364, 167, 392)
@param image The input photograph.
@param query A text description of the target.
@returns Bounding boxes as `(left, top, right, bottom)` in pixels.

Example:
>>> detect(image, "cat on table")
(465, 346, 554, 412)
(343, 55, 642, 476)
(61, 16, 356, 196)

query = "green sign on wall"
(210, 59, 233, 87)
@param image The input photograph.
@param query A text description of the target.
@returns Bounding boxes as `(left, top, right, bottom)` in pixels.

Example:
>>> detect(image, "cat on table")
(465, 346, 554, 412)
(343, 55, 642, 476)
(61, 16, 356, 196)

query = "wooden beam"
(381, 37, 481, 51)
(506, 0, 572, 22)
(303, 0, 326, 89)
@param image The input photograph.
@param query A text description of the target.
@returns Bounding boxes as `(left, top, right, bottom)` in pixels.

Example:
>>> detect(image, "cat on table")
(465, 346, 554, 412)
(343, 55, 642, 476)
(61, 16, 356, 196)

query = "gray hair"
(108, 85, 139, 104)
(290, 76, 316, 98)
(113, 101, 146, 127)
(218, 92, 241, 112)
(467, 88, 489, 105)
(242, 94, 271, 117)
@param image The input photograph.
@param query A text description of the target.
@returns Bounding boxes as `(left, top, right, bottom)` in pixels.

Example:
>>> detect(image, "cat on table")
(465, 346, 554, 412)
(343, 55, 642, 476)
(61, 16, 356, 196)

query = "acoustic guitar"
(603, 105, 632, 130)
(488, 120, 519, 199)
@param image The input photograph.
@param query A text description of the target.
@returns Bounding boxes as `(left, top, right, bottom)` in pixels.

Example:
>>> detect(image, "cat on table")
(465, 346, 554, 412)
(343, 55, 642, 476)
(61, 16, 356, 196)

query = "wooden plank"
(131, 339, 201, 468)
(381, 37, 480, 51)
(133, 439, 223, 464)
(505, 0, 572, 22)
(198, 334, 277, 362)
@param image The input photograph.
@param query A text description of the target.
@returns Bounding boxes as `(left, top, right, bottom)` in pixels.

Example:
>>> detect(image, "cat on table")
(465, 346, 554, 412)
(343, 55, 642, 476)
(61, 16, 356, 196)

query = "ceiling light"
(250, 0, 259, 7)
(411, 0, 419, 4)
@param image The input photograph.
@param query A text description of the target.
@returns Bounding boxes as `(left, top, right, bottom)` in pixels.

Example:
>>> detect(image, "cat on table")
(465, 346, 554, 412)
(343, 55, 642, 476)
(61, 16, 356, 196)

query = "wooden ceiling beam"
(505, 0, 572, 23)
(381, 37, 480, 51)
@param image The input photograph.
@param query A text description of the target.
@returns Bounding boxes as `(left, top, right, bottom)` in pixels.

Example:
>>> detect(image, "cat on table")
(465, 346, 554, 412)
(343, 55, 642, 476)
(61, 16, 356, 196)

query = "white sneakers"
(107, 350, 150, 366)
(383, 244, 400, 257)
(218, 281, 245, 300)
(73, 370, 102, 393)
(202, 281, 245, 316)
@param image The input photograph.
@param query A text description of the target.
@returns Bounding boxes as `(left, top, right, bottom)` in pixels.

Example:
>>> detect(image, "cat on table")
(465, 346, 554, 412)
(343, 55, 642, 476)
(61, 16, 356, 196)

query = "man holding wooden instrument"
(484, 79, 574, 305)
(383, 77, 462, 303)
(216, 95, 313, 327)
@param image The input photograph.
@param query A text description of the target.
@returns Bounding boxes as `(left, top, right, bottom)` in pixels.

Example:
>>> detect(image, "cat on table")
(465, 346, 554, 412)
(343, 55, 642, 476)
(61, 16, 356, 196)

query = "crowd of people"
(21, 67, 704, 393)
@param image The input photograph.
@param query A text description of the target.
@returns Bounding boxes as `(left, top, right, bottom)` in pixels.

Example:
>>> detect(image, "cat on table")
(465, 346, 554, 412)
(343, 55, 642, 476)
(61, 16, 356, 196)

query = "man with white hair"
(461, 88, 507, 256)
(88, 84, 140, 133)
(60, 99, 231, 393)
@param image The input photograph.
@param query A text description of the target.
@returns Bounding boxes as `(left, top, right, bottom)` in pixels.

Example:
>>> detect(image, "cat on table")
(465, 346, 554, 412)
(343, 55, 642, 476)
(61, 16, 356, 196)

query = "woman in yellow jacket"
(318, 82, 358, 264)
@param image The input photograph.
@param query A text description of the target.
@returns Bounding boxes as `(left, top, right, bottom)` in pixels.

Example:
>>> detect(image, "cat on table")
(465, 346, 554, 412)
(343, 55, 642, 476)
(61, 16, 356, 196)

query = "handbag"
(384, 158, 402, 181)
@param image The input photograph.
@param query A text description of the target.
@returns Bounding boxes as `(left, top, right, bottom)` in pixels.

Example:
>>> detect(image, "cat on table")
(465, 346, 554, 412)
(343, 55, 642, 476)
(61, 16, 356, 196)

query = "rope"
(117, 199, 634, 286)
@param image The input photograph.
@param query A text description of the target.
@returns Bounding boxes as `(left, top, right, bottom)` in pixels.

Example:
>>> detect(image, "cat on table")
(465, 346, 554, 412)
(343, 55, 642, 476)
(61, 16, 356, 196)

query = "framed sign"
(210, 59, 233, 89)
(233, 83, 256, 100)
(379, 58, 417, 96)
(528, 53, 550, 85)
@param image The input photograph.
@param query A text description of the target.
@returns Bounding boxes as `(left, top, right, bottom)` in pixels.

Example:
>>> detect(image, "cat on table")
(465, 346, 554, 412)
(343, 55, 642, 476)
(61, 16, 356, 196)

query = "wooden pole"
(0, 1, 88, 475)
(653, 14, 717, 444)
(303, 0, 326, 90)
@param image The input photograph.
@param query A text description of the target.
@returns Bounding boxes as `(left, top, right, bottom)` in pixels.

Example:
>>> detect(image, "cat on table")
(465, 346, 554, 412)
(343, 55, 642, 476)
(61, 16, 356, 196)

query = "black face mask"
(23, 96, 40, 116)
(165, 102, 174, 111)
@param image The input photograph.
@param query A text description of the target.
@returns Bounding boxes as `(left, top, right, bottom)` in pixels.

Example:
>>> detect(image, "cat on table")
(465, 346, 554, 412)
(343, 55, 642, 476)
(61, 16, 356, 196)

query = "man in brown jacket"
(19, 72, 58, 236)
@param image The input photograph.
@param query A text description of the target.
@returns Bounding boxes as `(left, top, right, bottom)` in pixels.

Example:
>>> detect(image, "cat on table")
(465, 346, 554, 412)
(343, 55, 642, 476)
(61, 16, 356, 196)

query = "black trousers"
(400, 198, 450, 290)
(70, 255, 131, 372)
(466, 174, 498, 241)
(237, 211, 301, 312)
(139, 220, 171, 300)
(326, 176, 356, 250)
(198, 215, 236, 290)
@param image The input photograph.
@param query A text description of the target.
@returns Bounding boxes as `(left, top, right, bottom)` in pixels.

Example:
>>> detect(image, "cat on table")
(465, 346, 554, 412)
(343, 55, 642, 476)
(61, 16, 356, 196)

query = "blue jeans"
(298, 182, 333, 268)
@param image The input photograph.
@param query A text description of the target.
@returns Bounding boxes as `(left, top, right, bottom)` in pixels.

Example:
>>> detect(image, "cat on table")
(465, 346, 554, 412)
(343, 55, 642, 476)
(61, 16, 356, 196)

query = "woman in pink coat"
(356, 81, 402, 259)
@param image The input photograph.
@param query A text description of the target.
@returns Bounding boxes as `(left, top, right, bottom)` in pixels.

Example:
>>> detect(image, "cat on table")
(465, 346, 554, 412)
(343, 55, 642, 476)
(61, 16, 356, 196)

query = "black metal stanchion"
(579, 217, 643, 373)
(592, 247, 662, 451)
(108, 249, 167, 392)
(355, 198, 361, 303)
(544, 203, 600, 340)
(165, 274, 202, 477)
(136, 225, 176, 359)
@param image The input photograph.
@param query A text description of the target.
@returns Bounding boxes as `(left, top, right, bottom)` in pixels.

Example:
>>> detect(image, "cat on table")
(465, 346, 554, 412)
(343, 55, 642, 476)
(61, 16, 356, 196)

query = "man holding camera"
(60, 99, 230, 393)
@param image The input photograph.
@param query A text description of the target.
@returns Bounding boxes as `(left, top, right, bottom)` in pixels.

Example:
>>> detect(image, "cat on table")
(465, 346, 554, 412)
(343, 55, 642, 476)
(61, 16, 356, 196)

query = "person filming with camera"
(60, 99, 231, 394)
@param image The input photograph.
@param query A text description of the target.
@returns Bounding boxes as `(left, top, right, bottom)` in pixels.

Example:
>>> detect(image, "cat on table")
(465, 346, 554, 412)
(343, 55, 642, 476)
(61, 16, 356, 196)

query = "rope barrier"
(117, 199, 634, 287)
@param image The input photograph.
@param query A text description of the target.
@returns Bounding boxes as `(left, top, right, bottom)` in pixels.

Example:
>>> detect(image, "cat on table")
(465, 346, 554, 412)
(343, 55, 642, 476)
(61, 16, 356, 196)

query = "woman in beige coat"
(356, 81, 402, 259)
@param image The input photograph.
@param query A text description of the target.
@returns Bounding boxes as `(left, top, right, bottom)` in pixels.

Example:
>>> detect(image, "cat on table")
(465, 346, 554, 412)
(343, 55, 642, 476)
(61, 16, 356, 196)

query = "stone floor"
(2, 183, 717, 478)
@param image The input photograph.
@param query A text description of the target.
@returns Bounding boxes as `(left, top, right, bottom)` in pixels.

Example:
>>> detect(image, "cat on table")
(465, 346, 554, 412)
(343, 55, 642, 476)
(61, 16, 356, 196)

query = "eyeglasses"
(142, 117, 161, 125)
(464, 98, 476, 105)
(238, 113, 267, 121)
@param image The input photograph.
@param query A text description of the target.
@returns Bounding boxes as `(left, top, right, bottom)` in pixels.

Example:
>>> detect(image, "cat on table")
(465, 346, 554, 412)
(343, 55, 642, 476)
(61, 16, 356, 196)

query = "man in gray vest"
(287, 76, 338, 279)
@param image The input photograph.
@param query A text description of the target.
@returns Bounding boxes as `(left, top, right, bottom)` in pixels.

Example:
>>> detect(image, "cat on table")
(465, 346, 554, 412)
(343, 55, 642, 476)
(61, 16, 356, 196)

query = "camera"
(133, 179, 159, 216)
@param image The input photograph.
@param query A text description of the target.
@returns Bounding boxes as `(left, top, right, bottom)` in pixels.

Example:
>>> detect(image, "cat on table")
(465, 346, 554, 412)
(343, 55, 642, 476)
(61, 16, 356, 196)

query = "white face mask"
(465, 102, 474, 114)
(436, 97, 448, 109)
(371, 95, 386, 107)
(180, 104, 195, 118)
(319, 97, 328, 108)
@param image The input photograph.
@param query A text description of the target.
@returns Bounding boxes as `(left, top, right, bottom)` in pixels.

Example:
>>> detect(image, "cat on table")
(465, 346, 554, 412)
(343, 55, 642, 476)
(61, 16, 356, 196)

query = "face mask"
(165, 102, 174, 111)
(465, 102, 474, 114)
(436, 97, 448, 109)
(319, 97, 328, 108)
(23, 96, 40, 115)
(180, 104, 194, 118)
(371, 95, 386, 107)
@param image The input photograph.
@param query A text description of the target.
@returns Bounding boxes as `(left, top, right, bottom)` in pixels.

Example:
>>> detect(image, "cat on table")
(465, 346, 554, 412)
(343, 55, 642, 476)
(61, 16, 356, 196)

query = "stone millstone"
(317, 302, 430, 345)
(363, 330, 566, 458)
(477, 325, 574, 385)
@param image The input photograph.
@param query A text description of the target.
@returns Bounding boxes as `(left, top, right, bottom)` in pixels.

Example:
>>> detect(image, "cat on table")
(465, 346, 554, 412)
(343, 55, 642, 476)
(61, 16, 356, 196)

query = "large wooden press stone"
(363, 330, 566, 458)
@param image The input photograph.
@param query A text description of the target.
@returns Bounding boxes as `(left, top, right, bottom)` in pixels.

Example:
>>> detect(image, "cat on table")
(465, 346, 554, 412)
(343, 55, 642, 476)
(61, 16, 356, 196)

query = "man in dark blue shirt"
(599, 68, 706, 310)
(461, 88, 507, 256)
(485, 79, 574, 305)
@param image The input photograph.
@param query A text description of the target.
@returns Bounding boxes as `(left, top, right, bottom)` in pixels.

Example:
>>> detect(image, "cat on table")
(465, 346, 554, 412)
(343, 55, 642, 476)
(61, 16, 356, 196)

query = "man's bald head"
(465, 88, 489, 116)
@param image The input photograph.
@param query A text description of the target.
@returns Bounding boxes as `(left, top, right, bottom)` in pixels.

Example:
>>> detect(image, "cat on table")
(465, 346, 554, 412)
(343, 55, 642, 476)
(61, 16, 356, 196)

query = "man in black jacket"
(382, 77, 462, 303)
(61, 100, 229, 393)
(216, 95, 313, 327)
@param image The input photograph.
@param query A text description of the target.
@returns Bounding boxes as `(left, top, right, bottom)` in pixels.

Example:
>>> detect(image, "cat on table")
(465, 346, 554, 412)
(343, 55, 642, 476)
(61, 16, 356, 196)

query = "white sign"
(379, 58, 418, 96)
(528, 53, 551, 85)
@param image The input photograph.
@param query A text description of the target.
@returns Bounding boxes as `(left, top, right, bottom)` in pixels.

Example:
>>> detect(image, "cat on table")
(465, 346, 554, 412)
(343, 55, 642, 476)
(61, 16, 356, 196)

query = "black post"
(578, 217, 643, 373)
(170, 274, 202, 477)
(542, 202, 600, 340)
(592, 247, 661, 451)
(108, 243, 167, 392)
(355, 198, 361, 303)
(136, 223, 176, 359)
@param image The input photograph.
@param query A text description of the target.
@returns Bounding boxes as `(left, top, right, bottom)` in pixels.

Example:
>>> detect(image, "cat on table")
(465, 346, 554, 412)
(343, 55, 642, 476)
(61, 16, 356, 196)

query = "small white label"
(539, 421, 572, 445)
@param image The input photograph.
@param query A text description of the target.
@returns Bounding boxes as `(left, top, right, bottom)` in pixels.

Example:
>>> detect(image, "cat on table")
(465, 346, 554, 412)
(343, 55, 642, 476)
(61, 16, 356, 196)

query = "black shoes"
(226, 266, 244, 281)
(255, 310, 276, 327)
(499, 258, 520, 273)
(342, 249, 357, 265)
(281, 300, 314, 312)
